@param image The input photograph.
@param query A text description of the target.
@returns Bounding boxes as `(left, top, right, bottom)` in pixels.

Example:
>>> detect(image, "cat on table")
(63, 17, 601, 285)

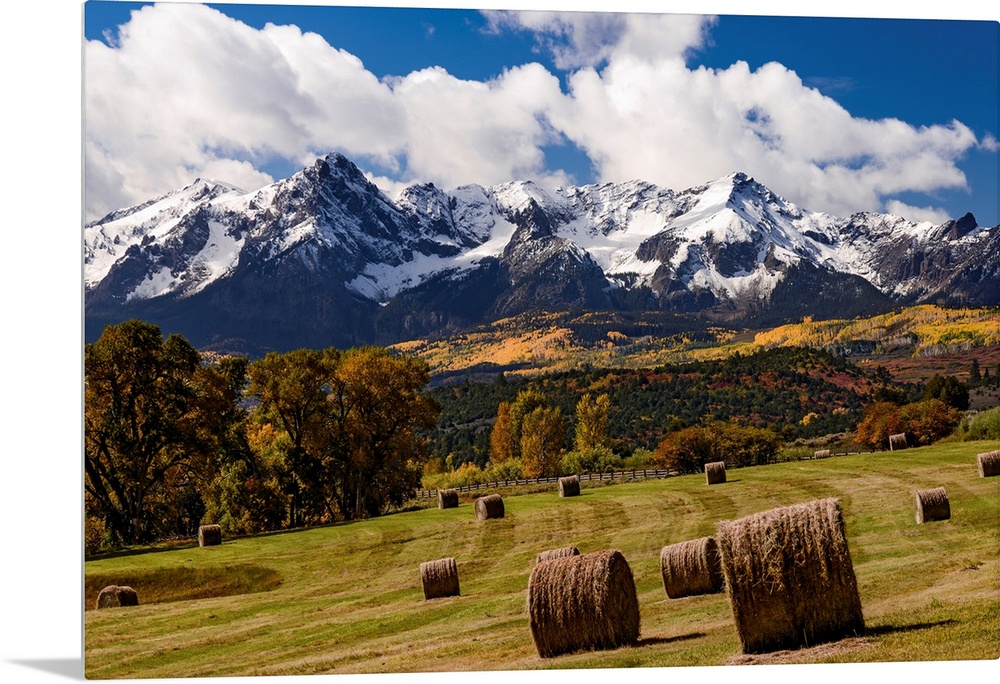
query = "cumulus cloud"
(483, 10, 712, 70)
(522, 13, 977, 217)
(884, 200, 954, 225)
(84, 3, 984, 225)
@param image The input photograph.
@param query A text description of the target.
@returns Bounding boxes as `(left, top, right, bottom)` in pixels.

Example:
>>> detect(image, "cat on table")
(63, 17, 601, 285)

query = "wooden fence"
(411, 448, 875, 501)
(413, 468, 676, 500)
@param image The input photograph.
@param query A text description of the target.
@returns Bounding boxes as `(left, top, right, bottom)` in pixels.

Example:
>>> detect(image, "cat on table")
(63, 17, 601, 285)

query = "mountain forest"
(84, 305, 999, 554)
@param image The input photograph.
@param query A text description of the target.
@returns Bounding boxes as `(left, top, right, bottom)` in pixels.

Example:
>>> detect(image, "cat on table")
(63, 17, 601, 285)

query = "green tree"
(84, 320, 233, 546)
(923, 375, 970, 411)
(969, 359, 982, 387)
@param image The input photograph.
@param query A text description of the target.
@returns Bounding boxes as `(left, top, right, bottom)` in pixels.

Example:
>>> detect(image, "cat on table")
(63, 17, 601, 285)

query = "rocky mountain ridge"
(84, 152, 1000, 354)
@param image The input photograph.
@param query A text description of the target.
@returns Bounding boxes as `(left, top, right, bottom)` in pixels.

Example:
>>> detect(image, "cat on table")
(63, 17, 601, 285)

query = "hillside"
(393, 304, 1000, 384)
(84, 441, 999, 677)
(428, 345, 892, 466)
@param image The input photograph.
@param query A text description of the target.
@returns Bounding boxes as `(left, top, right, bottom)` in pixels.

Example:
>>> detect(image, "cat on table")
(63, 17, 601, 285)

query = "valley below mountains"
(84, 152, 1000, 356)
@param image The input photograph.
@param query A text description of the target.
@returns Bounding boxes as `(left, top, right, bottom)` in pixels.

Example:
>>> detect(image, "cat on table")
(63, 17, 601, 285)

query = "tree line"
(427, 346, 902, 468)
(85, 319, 438, 552)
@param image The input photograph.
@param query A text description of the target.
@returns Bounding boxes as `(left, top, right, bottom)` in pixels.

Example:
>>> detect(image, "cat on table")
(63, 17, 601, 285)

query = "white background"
(1, 1, 996, 683)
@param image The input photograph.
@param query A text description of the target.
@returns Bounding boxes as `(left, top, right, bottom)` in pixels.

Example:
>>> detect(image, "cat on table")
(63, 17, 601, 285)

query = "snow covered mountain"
(84, 153, 1000, 352)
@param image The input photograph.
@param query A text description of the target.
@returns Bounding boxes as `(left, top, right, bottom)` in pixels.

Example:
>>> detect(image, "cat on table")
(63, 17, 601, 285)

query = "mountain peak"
(84, 151, 999, 353)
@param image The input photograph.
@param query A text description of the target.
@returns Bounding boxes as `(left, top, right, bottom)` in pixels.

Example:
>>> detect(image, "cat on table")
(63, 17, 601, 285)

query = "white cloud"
(884, 200, 953, 225)
(483, 10, 713, 69)
(546, 45, 976, 217)
(84, 3, 985, 225)
(980, 133, 1000, 152)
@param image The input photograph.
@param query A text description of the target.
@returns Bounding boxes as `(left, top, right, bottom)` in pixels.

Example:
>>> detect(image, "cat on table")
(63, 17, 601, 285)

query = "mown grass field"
(84, 441, 1000, 679)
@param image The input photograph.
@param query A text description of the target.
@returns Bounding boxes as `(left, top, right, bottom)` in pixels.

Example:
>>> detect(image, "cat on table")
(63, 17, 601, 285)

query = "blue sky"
(83, 1, 999, 226)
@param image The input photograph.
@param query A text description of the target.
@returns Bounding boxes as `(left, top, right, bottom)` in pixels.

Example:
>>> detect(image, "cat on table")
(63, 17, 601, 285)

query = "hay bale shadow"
(636, 632, 707, 647)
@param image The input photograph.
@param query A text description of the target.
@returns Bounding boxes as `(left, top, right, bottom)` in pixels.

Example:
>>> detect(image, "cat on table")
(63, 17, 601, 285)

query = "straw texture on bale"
(527, 549, 640, 658)
(660, 537, 724, 599)
(977, 450, 1000, 478)
(715, 498, 864, 654)
(437, 488, 459, 509)
(889, 433, 908, 451)
(475, 494, 505, 520)
(705, 461, 726, 485)
(814, 449, 831, 459)
(419, 557, 460, 600)
(914, 487, 950, 523)
(198, 524, 222, 547)
(96, 585, 139, 609)
(535, 546, 581, 565)
(558, 475, 581, 497)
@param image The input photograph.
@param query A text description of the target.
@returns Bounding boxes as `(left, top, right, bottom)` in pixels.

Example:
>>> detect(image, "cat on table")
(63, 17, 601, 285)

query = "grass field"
(84, 441, 1000, 679)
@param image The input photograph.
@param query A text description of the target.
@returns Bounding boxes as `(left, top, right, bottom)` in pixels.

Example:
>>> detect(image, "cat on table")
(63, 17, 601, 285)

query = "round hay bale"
(535, 546, 581, 565)
(558, 475, 580, 497)
(715, 498, 865, 654)
(889, 433, 907, 451)
(95, 585, 139, 610)
(705, 461, 726, 485)
(198, 524, 222, 547)
(659, 537, 724, 599)
(437, 488, 459, 509)
(914, 487, 950, 523)
(419, 557, 460, 600)
(527, 549, 640, 658)
(814, 449, 831, 460)
(475, 493, 504, 520)
(977, 450, 1000, 478)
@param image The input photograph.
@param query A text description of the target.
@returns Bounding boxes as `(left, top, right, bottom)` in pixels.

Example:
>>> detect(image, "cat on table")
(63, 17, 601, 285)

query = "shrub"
(422, 461, 488, 490)
(484, 457, 524, 483)
(958, 406, 1000, 441)
(560, 446, 623, 475)
(622, 448, 654, 470)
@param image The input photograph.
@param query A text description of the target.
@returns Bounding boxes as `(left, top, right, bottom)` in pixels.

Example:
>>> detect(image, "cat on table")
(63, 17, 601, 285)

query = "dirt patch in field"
(85, 564, 282, 611)
(726, 636, 873, 665)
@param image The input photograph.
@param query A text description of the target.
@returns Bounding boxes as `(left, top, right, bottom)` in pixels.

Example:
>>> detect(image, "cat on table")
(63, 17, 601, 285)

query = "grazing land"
(84, 441, 999, 678)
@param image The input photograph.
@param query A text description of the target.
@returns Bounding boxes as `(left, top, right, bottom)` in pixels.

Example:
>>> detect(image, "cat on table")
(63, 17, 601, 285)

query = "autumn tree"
(574, 393, 611, 452)
(487, 389, 550, 463)
(247, 346, 439, 523)
(652, 422, 782, 474)
(84, 319, 237, 546)
(488, 401, 517, 463)
(323, 347, 440, 519)
(652, 426, 716, 474)
(486, 389, 566, 477)
(854, 401, 904, 450)
(246, 347, 341, 526)
(900, 399, 961, 445)
(520, 406, 567, 478)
